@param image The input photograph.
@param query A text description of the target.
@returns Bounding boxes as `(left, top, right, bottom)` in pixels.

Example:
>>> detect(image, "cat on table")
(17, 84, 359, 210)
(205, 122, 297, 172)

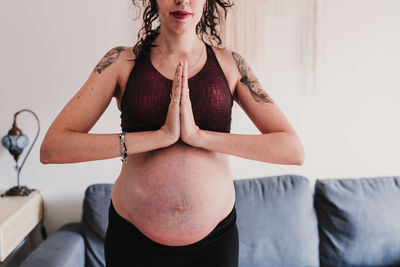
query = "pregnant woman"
(40, 0, 304, 266)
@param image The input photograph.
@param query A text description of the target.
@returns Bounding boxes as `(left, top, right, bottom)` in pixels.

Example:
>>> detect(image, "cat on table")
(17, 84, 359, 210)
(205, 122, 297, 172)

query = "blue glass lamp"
(1, 109, 40, 197)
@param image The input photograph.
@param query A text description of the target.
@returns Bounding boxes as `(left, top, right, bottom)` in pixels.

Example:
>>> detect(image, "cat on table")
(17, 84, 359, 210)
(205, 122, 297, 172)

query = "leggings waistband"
(107, 199, 237, 253)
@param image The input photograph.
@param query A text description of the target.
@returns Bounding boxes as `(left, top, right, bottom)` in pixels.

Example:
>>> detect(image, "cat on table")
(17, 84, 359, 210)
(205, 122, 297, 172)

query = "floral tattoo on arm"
(232, 51, 273, 104)
(94, 46, 125, 74)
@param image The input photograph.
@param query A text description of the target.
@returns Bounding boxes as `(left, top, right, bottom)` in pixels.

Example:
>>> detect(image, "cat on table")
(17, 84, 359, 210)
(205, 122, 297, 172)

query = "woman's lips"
(171, 13, 191, 20)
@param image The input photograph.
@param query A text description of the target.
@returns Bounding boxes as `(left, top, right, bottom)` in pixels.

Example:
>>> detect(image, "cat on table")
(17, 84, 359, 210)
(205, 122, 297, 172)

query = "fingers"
(170, 61, 183, 104)
(181, 61, 189, 100)
(183, 60, 188, 89)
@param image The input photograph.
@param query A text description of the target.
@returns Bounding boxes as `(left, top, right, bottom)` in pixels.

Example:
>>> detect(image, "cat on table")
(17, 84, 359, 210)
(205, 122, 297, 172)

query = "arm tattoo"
(232, 51, 273, 104)
(94, 46, 125, 74)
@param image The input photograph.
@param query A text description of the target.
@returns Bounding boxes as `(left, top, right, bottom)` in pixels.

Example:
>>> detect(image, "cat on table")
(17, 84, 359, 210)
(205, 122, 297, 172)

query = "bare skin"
(231, 51, 274, 104)
(94, 46, 125, 74)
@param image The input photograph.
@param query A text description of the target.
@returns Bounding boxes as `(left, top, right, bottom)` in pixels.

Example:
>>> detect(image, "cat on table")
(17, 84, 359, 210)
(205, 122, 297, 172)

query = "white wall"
(1, 0, 399, 235)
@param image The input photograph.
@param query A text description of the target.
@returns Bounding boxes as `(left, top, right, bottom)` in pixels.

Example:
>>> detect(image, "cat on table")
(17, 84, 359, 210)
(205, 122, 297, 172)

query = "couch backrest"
(81, 183, 113, 267)
(233, 174, 320, 267)
(314, 176, 400, 266)
(81, 175, 320, 267)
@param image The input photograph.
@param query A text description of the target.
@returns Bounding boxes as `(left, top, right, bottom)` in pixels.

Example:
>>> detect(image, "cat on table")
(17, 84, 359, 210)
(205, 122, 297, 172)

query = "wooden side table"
(0, 189, 45, 265)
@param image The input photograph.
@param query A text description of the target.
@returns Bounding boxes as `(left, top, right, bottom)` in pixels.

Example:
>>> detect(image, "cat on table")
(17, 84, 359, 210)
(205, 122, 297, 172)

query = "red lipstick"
(170, 11, 192, 20)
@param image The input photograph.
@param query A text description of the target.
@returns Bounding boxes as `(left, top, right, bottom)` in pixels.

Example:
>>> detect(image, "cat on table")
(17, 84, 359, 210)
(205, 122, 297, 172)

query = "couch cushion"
(234, 174, 319, 267)
(20, 223, 85, 267)
(81, 183, 113, 267)
(314, 176, 400, 267)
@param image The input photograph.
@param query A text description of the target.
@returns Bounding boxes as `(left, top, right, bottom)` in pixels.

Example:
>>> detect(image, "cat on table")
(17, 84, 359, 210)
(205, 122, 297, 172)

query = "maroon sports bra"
(120, 43, 233, 133)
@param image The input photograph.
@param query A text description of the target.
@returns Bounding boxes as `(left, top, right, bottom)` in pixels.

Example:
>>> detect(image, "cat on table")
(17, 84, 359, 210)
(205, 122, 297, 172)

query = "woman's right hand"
(160, 61, 182, 145)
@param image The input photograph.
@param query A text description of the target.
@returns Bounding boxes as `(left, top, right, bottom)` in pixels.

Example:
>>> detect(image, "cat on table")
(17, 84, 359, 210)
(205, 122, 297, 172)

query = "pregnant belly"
(111, 140, 236, 246)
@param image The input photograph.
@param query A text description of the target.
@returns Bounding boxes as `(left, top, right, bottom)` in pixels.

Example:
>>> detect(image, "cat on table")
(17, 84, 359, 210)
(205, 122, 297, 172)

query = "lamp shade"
(2, 133, 29, 162)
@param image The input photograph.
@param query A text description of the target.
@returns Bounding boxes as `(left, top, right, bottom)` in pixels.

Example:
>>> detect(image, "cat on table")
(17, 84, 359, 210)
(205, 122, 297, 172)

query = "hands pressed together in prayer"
(160, 61, 201, 147)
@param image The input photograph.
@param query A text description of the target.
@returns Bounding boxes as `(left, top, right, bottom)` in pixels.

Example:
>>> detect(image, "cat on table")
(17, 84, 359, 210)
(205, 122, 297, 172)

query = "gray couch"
(20, 174, 400, 267)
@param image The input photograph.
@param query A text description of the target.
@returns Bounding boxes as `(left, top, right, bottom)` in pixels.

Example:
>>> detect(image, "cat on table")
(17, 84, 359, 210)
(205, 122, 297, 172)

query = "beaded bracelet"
(119, 131, 127, 162)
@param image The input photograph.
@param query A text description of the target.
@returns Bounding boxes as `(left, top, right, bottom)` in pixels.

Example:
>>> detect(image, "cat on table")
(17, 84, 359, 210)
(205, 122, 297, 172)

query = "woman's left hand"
(180, 60, 201, 147)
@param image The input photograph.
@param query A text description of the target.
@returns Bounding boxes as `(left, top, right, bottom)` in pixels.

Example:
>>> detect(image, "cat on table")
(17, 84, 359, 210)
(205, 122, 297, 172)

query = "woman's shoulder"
(116, 46, 136, 64)
(210, 44, 237, 65)
(209, 43, 233, 55)
(110, 46, 137, 101)
(209, 44, 239, 78)
(114, 46, 137, 76)
(98, 46, 136, 74)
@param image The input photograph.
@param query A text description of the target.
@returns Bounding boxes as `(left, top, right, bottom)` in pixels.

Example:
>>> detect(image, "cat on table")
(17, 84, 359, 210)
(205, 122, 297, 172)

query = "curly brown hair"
(131, 0, 234, 61)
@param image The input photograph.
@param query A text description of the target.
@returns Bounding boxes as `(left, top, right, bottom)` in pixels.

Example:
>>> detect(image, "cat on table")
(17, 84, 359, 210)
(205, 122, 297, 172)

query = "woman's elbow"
(40, 141, 51, 164)
(286, 132, 305, 166)
(294, 140, 305, 166)
(40, 135, 58, 164)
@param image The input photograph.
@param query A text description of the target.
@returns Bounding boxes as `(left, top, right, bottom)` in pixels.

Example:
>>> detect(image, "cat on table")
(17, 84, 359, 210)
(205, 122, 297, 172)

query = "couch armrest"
(20, 222, 85, 267)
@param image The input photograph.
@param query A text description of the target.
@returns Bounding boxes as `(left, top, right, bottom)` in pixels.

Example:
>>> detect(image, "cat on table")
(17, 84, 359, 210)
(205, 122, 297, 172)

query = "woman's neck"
(155, 31, 204, 57)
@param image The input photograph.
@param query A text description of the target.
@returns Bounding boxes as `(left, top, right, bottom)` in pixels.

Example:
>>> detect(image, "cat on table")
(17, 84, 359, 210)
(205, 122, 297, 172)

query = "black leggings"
(104, 199, 239, 267)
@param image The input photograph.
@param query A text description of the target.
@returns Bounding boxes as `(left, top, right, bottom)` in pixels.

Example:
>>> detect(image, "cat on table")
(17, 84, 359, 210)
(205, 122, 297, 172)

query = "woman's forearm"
(195, 130, 305, 165)
(40, 130, 171, 164)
